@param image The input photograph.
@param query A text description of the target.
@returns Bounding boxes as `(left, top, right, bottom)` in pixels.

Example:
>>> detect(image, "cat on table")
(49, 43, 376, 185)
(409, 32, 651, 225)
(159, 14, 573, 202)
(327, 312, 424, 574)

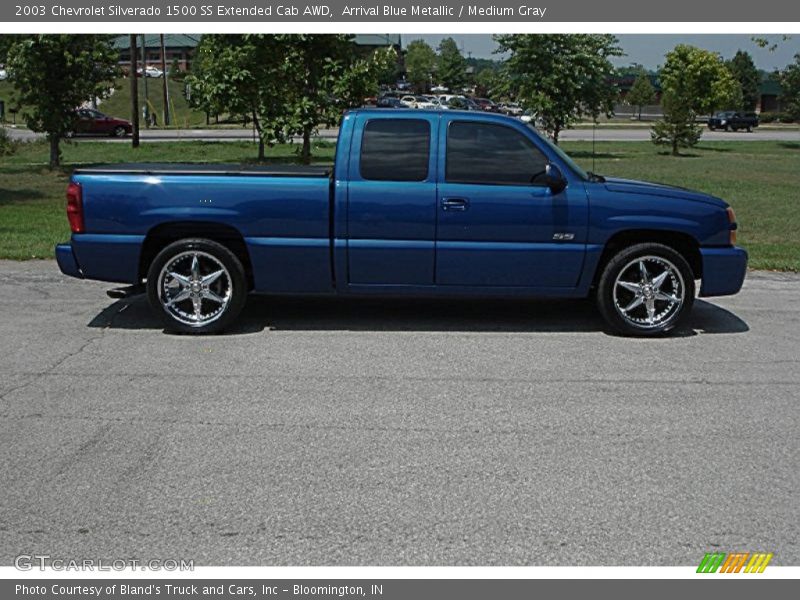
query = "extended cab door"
(435, 117, 588, 288)
(346, 113, 438, 285)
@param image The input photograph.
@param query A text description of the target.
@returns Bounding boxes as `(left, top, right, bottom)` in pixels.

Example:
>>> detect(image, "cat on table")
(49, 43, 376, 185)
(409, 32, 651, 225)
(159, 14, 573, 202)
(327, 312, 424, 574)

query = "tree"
(494, 34, 623, 144)
(626, 69, 656, 120)
(404, 39, 436, 93)
(189, 35, 393, 163)
(651, 45, 741, 156)
(727, 50, 760, 110)
(188, 35, 285, 160)
(5, 35, 118, 167)
(279, 35, 395, 163)
(437, 37, 467, 93)
(778, 54, 800, 122)
(474, 68, 500, 98)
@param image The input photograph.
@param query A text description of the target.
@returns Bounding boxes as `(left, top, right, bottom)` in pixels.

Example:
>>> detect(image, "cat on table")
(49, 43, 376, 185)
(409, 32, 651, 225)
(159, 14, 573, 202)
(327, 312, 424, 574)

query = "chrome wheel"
(157, 251, 232, 327)
(612, 255, 685, 330)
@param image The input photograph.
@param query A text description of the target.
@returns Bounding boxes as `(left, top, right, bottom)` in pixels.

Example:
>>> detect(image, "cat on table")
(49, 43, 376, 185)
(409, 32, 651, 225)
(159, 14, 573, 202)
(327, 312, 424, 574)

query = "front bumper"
(55, 243, 83, 279)
(699, 246, 748, 297)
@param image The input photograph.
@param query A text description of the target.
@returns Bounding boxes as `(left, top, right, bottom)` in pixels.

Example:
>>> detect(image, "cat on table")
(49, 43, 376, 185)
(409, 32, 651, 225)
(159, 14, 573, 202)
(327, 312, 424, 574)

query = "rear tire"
(146, 238, 247, 334)
(596, 243, 695, 337)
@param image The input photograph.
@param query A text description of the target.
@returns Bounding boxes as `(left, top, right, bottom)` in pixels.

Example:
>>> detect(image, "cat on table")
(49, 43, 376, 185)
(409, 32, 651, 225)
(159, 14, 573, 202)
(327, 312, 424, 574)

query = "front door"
(435, 119, 587, 289)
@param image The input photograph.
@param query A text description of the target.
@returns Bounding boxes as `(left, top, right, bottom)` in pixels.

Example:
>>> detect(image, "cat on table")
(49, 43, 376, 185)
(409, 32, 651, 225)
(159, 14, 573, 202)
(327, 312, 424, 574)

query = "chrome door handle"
(442, 197, 469, 211)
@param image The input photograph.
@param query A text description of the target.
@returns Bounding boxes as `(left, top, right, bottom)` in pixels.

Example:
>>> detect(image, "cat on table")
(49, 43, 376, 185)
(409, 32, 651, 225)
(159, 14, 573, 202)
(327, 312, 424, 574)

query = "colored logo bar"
(697, 552, 773, 573)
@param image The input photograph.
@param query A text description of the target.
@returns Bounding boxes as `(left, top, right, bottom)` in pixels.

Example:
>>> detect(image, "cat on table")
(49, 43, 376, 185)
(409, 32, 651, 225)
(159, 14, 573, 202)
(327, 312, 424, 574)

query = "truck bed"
(73, 163, 331, 178)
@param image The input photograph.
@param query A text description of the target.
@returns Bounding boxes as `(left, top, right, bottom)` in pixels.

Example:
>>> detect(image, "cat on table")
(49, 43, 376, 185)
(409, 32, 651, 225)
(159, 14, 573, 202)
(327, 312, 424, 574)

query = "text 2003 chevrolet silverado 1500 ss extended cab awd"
(56, 110, 747, 336)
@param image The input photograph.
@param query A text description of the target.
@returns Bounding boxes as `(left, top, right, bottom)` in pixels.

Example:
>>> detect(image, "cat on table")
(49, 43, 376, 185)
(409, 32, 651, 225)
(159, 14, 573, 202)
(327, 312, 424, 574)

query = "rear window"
(360, 119, 430, 182)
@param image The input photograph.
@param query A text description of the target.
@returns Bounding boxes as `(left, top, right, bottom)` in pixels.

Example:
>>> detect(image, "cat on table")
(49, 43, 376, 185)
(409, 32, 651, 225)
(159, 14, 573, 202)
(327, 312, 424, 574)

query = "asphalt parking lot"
(0, 261, 797, 565)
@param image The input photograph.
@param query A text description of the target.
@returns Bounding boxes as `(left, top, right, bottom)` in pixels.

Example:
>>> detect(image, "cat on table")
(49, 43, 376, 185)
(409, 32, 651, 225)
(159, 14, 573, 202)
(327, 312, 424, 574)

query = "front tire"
(596, 243, 695, 336)
(146, 239, 247, 334)
(112, 126, 127, 137)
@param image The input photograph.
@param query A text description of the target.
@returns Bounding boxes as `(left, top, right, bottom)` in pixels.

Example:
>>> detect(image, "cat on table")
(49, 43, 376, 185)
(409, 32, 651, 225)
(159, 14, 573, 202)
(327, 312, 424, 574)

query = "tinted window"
(446, 121, 548, 186)
(360, 119, 430, 182)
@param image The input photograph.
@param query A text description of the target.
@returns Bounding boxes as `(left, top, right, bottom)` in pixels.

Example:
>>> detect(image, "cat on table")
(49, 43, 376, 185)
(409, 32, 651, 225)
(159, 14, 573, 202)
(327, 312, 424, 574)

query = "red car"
(473, 98, 501, 113)
(70, 108, 132, 137)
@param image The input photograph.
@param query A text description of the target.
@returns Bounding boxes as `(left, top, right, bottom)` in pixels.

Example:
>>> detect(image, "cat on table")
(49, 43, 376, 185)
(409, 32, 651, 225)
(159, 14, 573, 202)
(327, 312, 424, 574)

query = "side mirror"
(544, 163, 567, 195)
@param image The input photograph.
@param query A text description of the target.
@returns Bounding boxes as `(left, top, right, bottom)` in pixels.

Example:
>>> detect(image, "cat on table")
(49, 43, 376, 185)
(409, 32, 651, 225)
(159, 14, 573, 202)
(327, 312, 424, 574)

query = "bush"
(0, 126, 18, 156)
(758, 111, 795, 123)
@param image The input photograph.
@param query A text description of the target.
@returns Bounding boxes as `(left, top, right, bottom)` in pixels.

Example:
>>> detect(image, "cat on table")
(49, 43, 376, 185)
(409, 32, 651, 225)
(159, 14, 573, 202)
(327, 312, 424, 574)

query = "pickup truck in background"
(56, 109, 747, 336)
(707, 111, 759, 132)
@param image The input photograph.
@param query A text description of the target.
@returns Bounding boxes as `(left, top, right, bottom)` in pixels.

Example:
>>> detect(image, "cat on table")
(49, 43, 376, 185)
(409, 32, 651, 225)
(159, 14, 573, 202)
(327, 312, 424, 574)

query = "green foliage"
(474, 68, 500, 98)
(187, 34, 393, 162)
(779, 53, 800, 122)
(758, 111, 795, 123)
(4, 35, 119, 167)
(650, 108, 702, 155)
(626, 70, 656, 119)
(404, 39, 436, 93)
(436, 37, 467, 93)
(168, 57, 183, 81)
(727, 50, 760, 110)
(0, 126, 18, 156)
(652, 45, 742, 155)
(659, 45, 742, 115)
(494, 34, 623, 144)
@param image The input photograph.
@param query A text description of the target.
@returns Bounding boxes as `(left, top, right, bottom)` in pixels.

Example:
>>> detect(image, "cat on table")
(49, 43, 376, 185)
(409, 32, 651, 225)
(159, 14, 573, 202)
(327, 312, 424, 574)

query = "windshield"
(526, 124, 589, 181)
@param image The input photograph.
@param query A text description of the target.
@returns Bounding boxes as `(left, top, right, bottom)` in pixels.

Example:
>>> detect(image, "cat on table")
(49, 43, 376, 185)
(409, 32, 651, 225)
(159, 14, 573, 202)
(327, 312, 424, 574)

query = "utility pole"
(129, 35, 140, 148)
(141, 34, 149, 127)
(160, 34, 170, 127)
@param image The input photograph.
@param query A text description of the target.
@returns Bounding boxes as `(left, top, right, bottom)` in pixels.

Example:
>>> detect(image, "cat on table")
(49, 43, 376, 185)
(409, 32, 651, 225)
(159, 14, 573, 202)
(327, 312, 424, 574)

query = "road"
(0, 261, 797, 565)
(6, 125, 799, 143)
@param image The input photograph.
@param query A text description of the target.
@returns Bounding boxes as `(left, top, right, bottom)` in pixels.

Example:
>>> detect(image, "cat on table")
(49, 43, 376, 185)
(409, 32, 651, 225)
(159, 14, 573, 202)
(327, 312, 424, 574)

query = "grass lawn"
(1, 77, 234, 129)
(99, 77, 213, 129)
(0, 138, 797, 270)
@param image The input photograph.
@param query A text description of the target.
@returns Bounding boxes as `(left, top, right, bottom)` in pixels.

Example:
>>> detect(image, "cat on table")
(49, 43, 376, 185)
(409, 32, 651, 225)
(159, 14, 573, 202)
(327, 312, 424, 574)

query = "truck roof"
(348, 108, 524, 125)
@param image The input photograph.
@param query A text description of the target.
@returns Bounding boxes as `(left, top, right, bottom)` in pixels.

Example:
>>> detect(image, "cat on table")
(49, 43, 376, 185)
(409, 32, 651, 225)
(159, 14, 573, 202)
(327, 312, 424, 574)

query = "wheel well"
(595, 230, 702, 285)
(138, 222, 254, 288)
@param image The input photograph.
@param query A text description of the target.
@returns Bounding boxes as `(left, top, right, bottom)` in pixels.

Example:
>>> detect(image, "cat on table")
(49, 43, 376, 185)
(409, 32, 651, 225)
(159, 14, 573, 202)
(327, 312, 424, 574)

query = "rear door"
(346, 113, 438, 285)
(435, 117, 587, 288)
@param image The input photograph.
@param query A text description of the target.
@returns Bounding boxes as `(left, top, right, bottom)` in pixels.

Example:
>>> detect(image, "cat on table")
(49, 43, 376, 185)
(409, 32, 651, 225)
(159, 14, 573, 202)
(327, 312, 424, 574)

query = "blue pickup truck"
(56, 109, 747, 336)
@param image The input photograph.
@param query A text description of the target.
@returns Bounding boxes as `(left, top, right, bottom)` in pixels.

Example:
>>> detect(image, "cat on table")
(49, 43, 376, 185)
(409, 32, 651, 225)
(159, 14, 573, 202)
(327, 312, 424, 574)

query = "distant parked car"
(69, 108, 132, 137)
(446, 97, 481, 111)
(707, 111, 758, 132)
(375, 96, 407, 109)
(473, 98, 500, 113)
(137, 66, 163, 78)
(0, 68, 8, 81)
(400, 95, 438, 110)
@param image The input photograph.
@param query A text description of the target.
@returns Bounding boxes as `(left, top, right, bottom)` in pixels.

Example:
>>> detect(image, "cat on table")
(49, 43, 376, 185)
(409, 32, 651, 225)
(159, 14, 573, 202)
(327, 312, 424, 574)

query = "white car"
(400, 95, 439, 110)
(137, 66, 163, 78)
(0, 68, 8, 81)
(499, 102, 523, 117)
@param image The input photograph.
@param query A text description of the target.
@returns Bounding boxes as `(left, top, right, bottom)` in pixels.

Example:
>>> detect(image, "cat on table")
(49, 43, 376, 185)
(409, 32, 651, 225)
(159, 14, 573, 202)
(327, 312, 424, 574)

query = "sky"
(400, 34, 798, 71)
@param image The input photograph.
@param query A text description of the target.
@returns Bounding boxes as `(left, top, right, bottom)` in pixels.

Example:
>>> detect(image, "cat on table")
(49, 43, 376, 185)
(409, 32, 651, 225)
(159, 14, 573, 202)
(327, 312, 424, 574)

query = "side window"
(360, 119, 430, 182)
(446, 121, 548, 186)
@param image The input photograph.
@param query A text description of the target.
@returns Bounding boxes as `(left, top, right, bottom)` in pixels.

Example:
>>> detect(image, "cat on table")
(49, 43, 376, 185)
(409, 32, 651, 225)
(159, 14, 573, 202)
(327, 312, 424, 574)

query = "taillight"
(66, 182, 84, 233)
(726, 207, 737, 245)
